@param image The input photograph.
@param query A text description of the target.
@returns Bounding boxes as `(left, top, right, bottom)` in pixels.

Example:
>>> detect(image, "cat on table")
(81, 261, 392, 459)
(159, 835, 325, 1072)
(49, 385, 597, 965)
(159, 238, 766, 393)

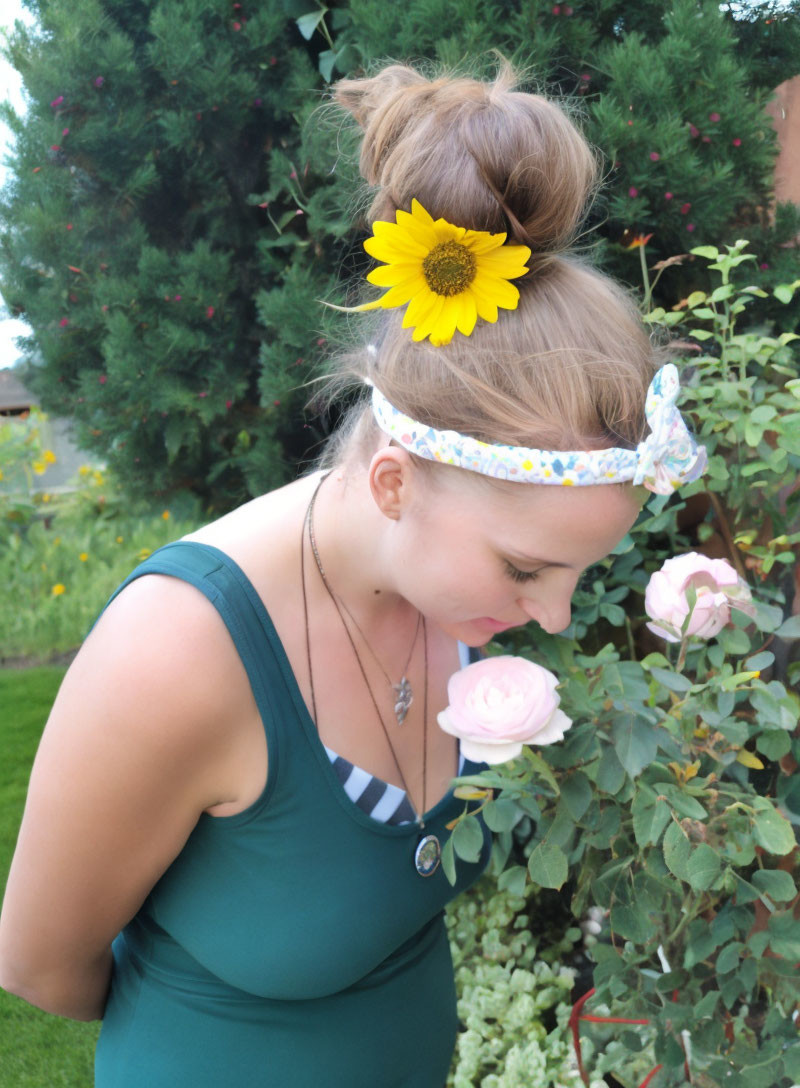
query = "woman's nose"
(518, 584, 574, 635)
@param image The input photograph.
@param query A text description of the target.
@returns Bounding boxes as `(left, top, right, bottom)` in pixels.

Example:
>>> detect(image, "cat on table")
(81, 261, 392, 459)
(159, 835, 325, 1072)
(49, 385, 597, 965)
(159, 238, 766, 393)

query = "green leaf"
(767, 911, 800, 961)
(317, 49, 336, 82)
(524, 748, 560, 794)
(774, 284, 794, 304)
(715, 941, 744, 974)
(440, 835, 456, 885)
(610, 904, 652, 943)
(585, 804, 622, 849)
(561, 772, 592, 821)
(649, 667, 693, 692)
(527, 841, 568, 890)
(596, 746, 626, 795)
(659, 783, 708, 820)
(691, 245, 720, 260)
(296, 9, 326, 39)
(611, 713, 658, 778)
(663, 821, 691, 881)
(451, 814, 484, 863)
(756, 729, 792, 761)
(689, 328, 714, 340)
(482, 798, 522, 834)
(733, 875, 760, 903)
(694, 990, 719, 1018)
(752, 803, 796, 855)
(632, 787, 671, 847)
(687, 844, 721, 891)
(776, 614, 800, 640)
(744, 651, 775, 671)
(752, 869, 797, 902)
(497, 865, 527, 897)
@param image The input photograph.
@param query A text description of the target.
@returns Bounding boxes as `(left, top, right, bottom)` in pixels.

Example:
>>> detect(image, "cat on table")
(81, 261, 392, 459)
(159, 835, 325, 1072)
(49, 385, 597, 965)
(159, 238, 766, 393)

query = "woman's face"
(388, 466, 642, 646)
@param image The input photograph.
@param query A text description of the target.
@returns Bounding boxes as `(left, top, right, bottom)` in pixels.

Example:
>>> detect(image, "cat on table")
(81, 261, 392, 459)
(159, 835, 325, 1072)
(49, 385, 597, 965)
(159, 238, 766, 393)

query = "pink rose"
(645, 552, 755, 643)
(437, 656, 572, 765)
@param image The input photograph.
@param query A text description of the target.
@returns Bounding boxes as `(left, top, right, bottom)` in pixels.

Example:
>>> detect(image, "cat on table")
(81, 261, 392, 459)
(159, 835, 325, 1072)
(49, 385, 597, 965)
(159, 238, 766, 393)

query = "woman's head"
(322, 61, 662, 485)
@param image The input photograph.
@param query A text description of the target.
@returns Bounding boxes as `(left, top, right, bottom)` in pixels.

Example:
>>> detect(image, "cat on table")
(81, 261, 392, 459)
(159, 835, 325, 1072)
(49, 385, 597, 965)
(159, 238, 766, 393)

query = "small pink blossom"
(649, 151, 660, 161)
(552, 4, 561, 12)
(664, 191, 673, 200)
(62, 127, 70, 136)
(437, 656, 572, 765)
(702, 135, 711, 143)
(686, 223, 696, 232)
(732, 137, 742, 147)
(628, 186, 639, 198)
(50, 95, 64, 108)
(689, 124, 700, 138)
(198, 391, 208, 398)
(94, 76, 105, 87)
(709, 112, 721, 122)
(99, 375, 107, 384)
(206, 305, 215, 318)
(681, 202, 691, 214)
(174, 295, 182, 301)
(225, 399, 233, 409)
(645, 553, 755, 643)
(59, 317, 69, 327)
(760, 262, 769, 270)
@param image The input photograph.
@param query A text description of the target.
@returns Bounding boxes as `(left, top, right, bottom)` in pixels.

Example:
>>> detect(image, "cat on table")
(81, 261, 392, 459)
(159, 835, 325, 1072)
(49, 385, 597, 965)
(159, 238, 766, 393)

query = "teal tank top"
(93, 542, 491, 1087)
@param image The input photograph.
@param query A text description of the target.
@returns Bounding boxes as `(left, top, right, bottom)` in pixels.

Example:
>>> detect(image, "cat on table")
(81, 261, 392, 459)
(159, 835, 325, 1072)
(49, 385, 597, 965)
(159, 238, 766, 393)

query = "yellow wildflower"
(116, 536, 124, 544)
(79, 552, 88, 562)
(32, 460, 46, 475)
(79, 465, 91, 477)
(51, 583, 66, 596)
(43, 449, 57, 463)
(137, 548, 151, 561)
(162, 510, 170, 520)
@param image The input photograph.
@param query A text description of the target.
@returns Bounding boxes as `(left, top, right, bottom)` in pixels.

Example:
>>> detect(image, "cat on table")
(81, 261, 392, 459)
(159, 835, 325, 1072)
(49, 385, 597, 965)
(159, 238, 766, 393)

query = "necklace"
(300, 473, 441, 877)
(307, 507, 422, 725)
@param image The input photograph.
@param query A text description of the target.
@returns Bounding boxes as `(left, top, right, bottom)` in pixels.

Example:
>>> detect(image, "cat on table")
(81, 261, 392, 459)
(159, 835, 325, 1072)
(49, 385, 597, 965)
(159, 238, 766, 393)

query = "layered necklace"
(300, 473, 441, 877)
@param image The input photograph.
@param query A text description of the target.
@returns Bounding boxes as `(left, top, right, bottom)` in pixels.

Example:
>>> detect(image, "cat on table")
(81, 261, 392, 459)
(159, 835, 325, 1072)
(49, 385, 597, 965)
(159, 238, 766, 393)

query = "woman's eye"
(504, 561, 540, 584)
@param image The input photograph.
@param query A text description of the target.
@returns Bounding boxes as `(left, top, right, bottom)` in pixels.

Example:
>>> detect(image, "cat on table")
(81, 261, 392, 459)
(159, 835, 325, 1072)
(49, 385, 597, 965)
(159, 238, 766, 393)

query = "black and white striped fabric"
(323, 642, 476, 826)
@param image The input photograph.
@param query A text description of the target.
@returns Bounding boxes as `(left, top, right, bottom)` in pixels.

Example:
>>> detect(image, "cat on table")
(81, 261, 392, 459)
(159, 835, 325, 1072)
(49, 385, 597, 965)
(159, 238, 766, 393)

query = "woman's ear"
(368, 446, 416, 521)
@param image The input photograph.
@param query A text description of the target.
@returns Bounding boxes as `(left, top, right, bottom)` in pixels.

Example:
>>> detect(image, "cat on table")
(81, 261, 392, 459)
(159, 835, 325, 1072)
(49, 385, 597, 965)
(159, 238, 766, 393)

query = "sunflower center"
(422, 241, 476, 296)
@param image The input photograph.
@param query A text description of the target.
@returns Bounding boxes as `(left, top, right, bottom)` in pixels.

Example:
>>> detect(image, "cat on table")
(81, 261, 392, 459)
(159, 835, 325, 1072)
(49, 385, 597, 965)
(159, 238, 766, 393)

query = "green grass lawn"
(0, 667, 99, 1087)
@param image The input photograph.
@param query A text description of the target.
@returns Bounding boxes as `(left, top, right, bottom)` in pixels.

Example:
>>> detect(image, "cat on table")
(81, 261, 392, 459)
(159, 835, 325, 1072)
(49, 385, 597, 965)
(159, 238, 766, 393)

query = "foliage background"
(1, 1, 799, 1085)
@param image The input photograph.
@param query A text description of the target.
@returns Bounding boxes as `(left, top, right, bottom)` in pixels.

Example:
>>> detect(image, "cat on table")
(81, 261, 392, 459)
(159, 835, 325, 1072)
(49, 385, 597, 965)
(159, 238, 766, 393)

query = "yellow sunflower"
(358, 199, 531, 346)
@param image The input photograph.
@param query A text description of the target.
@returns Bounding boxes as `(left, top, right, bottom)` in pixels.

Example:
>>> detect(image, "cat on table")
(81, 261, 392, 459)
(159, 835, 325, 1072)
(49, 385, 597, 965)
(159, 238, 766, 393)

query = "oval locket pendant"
(414, 834, 441, 877)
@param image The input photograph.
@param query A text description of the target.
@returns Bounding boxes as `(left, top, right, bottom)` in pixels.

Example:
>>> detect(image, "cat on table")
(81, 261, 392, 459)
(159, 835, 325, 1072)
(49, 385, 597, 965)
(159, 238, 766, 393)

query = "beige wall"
(767, 75, 800, 206)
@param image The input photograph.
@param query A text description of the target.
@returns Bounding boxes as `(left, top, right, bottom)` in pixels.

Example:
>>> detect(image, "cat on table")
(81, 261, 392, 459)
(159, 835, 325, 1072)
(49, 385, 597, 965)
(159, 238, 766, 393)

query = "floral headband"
(370, 363, 707, 495)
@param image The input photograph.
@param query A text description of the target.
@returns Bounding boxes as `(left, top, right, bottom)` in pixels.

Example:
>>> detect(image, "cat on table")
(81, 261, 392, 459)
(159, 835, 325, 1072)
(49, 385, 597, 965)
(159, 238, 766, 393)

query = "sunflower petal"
(366, 264, 423, 288)
(403, 286, 439, 329)
(462, 229, 507, 253)
(413, 295, 446, 342)
(475, 249, 530, 277)
(365, 234, 427, 263)
(410, 199, 436, 228)
(373, 281, 423, 309)
(480, 277, 521, 309)
(395, 208, 438, 249)
(467, 283, 499, 323)
(429, 296, 460, 346)
(455, 293, 478, 337)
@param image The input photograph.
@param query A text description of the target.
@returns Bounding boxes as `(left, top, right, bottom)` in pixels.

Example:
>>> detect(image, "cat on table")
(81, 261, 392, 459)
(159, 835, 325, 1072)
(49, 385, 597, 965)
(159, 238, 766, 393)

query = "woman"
(0, 63, 704, 1086)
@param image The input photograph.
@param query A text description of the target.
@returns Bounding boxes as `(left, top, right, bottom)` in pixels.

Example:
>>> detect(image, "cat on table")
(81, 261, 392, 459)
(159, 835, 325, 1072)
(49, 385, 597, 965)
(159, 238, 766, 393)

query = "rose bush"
(644, 552, 756, 643)
(437, 655, 572, 764)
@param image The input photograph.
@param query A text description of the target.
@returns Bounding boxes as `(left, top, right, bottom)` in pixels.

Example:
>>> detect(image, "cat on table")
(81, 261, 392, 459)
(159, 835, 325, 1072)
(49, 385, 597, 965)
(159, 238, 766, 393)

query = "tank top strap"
(93, 540, 295, 765)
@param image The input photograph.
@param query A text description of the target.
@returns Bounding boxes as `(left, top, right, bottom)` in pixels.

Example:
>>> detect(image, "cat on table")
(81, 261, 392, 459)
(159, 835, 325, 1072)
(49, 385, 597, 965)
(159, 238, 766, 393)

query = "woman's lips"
(474, 617, 520, 633)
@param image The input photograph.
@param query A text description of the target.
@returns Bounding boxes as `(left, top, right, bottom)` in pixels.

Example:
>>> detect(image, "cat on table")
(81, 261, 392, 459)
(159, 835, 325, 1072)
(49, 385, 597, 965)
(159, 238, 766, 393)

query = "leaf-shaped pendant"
(393, 677, 413, 725)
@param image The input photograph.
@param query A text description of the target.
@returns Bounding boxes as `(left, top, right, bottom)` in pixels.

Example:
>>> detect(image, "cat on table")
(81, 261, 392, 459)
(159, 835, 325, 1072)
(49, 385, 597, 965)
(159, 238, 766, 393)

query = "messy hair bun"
(322, 61, 661, 477)
(334, 62, 598, 262)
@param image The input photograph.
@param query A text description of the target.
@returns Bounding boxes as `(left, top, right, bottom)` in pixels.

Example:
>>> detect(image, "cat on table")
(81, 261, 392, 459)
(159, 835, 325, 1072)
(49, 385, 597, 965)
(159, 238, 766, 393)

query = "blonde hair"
(320, 61, 661, 476)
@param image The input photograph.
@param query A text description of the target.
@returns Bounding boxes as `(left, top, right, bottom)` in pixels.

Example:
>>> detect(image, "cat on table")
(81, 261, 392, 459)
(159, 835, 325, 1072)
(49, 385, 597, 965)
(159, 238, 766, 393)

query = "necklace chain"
(301, 473, 428, 823)
(307, 507, 421, 725)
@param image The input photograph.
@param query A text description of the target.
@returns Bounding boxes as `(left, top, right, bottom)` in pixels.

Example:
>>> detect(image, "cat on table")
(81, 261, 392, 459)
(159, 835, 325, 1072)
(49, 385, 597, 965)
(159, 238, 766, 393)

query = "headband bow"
(369, 363, 706, 495)
(633, 363, 707, 493)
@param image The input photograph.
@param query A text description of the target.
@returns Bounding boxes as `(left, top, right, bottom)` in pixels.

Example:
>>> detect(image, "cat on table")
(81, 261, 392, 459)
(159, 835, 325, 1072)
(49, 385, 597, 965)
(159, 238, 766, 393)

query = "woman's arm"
(0, 574, 260, 1020)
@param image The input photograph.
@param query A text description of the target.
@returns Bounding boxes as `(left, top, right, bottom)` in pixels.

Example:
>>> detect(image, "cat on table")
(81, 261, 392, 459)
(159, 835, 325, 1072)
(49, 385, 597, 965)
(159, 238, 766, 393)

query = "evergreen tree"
(0, 0, 354, 507)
